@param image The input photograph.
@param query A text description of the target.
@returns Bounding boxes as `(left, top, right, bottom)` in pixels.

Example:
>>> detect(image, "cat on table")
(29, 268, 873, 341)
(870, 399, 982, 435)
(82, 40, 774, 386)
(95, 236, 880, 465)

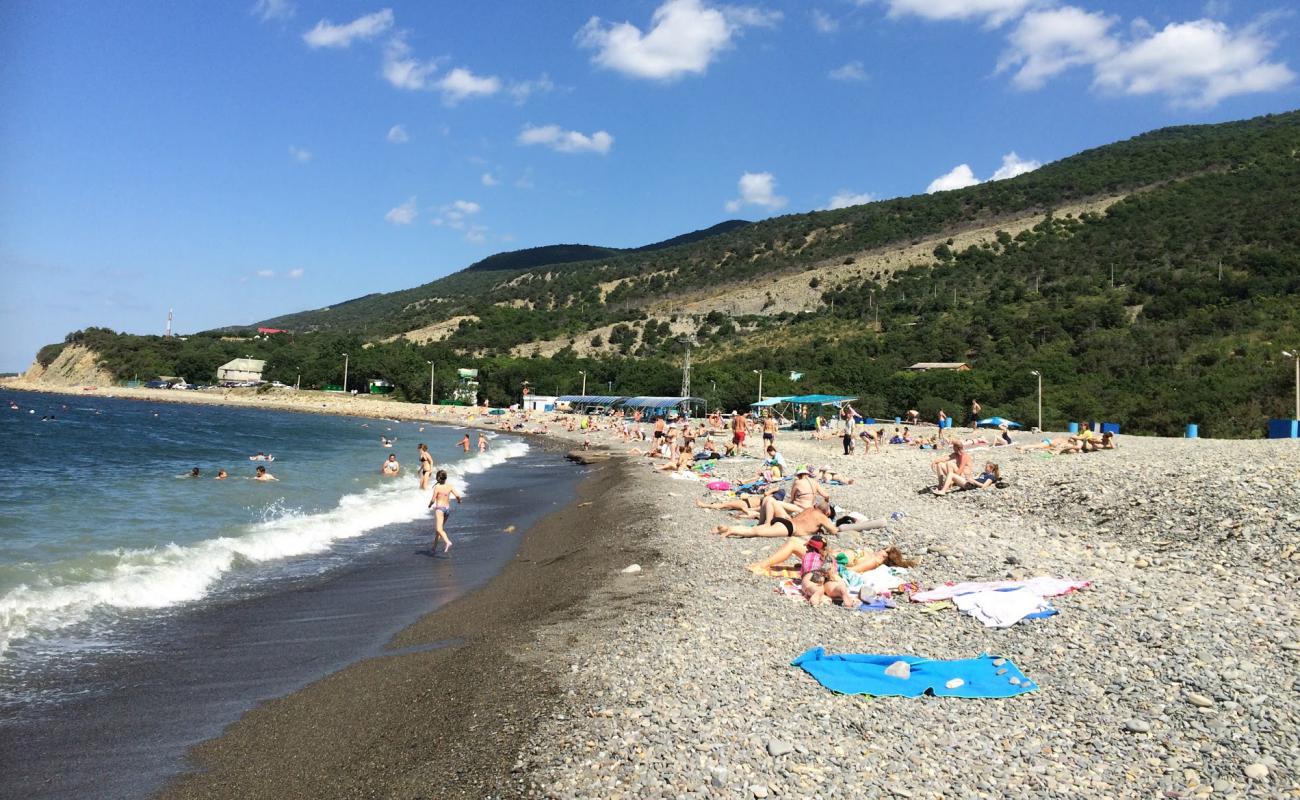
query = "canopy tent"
(785, 394, 858, 406)
(976, 416, 1022, 428)
(557, 395, 627, 410)
(750, 396, 793, 407)
(619, 396, 702, 409)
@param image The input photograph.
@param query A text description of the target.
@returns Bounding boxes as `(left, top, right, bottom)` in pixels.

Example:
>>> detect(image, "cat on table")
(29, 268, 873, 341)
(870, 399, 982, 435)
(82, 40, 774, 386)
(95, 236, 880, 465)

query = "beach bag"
(706, 480, 731, 491)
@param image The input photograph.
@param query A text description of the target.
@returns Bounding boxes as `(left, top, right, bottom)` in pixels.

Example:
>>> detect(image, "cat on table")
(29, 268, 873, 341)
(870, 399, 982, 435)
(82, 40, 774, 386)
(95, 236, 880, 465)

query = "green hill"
(33, 110, 1300, 436)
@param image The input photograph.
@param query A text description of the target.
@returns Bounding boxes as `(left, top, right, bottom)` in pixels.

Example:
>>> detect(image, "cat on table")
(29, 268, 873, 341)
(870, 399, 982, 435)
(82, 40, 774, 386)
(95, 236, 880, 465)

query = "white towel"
(953, 588, 1049, 628)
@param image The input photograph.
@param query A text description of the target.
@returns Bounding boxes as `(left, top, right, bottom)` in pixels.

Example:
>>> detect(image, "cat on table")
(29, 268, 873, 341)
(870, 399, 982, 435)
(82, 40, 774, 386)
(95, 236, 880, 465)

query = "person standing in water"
(417, 443, 434, 490)
(254, 465, 277, 481)
(427, 469, 461, 554)
(477, 432, 488, 453)
(381, 453, 400, 476)
(458, 434, 471, 453)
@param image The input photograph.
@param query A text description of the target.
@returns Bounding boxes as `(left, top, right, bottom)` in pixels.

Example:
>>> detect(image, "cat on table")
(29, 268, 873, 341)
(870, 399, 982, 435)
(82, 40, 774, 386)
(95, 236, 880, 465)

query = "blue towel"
(791, 648, 1037, 698)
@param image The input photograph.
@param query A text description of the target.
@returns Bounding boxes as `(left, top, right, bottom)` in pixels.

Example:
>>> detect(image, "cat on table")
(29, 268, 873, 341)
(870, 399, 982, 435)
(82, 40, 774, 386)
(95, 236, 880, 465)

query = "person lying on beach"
(381, 454, 401, 476)
(933, 461, 1000, 495)
(427, 469, 460, 554)
(712, 500, 838, 539)
(254, 465, 277, 481)
(816, 466, 855, 485)
(654, 449, 695, 473)
(215, 469, 228, 480)
(748, 536, 914, 575)
(801, 548, 859, 608)
(1017, 436, 1071, 452)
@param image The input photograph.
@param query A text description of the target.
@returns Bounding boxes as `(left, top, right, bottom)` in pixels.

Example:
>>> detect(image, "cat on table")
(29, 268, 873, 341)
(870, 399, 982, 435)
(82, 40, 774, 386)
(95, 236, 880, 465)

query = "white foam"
(0, 440, 530, 659)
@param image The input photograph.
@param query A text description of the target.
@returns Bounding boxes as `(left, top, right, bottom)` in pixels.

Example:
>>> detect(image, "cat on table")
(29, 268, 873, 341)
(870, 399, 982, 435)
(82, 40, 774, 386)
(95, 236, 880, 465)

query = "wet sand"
(159, 458, 651, 800)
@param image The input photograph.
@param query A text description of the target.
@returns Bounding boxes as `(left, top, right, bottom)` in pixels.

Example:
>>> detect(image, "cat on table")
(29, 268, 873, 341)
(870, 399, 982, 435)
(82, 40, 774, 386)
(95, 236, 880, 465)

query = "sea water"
(0, 389, 577, 798)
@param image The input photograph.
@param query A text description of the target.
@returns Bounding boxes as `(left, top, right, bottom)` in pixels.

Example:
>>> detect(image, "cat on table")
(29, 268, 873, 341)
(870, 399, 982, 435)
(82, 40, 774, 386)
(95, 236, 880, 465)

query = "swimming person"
(418, 443, 434, 490)
(187, 467, 201, 478)
(254, 465, 277, 481)
(382, 454, 400, 476)
(478, 432, 488, 453)
(458, 434, 471, 453)
(215, 469, 228, 480)
(427, 469, 461, 554)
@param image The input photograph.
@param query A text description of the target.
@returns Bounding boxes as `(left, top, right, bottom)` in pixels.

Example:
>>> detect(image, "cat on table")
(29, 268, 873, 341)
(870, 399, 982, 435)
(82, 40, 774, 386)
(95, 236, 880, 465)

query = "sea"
(0, 389, 579, 799)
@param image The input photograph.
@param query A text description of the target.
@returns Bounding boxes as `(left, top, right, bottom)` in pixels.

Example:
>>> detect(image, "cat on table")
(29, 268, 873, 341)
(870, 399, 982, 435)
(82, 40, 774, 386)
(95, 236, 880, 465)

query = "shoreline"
(158, 457, 653, 800)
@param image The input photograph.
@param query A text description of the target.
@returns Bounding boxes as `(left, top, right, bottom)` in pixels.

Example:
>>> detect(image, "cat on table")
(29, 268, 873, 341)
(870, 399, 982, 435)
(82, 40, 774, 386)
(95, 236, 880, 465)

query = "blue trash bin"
(1067, 422, 1079, 434)
(1186, 423, 1199, 438)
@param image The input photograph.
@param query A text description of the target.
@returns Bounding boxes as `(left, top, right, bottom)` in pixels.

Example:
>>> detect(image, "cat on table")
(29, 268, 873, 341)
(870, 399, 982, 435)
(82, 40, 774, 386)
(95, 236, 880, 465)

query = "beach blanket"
(858, 565, 910, 596)
(791, 648, 1037, 698)
(952, 587, 1050, 628)
(910, 576, 1091, 603)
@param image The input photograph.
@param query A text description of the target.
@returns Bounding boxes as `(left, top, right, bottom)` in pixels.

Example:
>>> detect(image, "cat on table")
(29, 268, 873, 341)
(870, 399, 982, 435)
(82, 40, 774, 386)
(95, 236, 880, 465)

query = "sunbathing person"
(748, 531, 915, 574)
(654, 449, 695, 473)
(787, 467, 830, 510)
(930, 440, 972, 489)
(712, 500, 838, 539)
(802, 563, 860, 608)
(816, 466, 855, 485)
(933, 461, 1000, 495)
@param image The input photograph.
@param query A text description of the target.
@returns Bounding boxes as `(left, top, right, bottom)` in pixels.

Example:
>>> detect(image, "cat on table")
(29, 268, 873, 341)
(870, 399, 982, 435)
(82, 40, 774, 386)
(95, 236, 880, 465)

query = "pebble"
(766, 739, 793, 758)
(621, 564, 643, 574)
(1124, 720, 1153, 733)
(884, 661, 911, 679)
(751, 785, 770, 798)
(1243, 763, 1268, 780)
(1185, 692, 1214, 708)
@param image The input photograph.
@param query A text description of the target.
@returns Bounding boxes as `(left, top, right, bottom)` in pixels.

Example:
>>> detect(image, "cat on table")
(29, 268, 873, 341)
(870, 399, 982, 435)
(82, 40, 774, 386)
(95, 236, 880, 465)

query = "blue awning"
(618, 396, 703, 409)
(976, 416, 1022, 428)
(750, 396, 793, 407)
(556, 395, 627, 406)
(784, 394, 858, 406)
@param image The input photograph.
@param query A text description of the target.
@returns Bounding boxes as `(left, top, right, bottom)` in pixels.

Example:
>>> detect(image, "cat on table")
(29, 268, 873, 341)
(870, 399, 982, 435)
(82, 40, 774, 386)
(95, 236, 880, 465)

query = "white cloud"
(998, 6, 1293, 106)
(385, 197, 418, 225)
(381, 35, 440, 90)
(829, 61, 868, 81)
(288, 145, 312, 162)
(287, 268, 305, 279)
(725, 171, 787, 212)
(927, 151, 1041, 193)
(481, 172, 500, 187)
(256, 269, 276, 278)
(577, 0, 777, 81)
(882, 0, 1039, 27)
(998, 6, 1119, 89)
(464, 225, 488, 244)
(508, 74, 556, 104)
(431, 199, 482, 229)
(812, 9, 839, 33)
(437, 67, 502, 104)
(517, 124, 614, 155)
(990, 151, 1041, 180)
(252, 0, 295, 23)
(302, 8, 393, 48)
(825, 190, 875, 210)
(925, 164, 980, 193)
(386, 124, 409, 143)
(1093, 18, 1294, 107)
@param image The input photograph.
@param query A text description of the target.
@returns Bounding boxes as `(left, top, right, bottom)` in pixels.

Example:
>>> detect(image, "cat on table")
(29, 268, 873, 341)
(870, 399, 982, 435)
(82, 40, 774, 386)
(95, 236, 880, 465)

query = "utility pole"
(1030, 370, 1043, 432)
(342, 353, 349, 394)
(165, 308, 173, 338)
(427, 361, 436, 406)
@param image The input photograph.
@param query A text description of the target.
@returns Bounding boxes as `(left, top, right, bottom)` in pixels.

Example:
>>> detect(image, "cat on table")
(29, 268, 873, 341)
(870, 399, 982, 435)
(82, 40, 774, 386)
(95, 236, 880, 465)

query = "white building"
(524, 395, 557, 412)
(217, 358, 266, 383)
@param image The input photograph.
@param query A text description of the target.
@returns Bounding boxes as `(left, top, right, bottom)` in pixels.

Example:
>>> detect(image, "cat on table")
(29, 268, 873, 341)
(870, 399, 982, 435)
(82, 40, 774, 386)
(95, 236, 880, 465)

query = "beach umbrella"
(977, 416, 1022, 428)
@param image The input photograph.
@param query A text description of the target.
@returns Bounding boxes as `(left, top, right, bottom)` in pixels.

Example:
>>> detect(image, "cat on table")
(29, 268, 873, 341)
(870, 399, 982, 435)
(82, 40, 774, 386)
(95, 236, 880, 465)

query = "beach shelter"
(556, 395, 627, 413)
(976, 416, 1022, 428)
(784, 394, 858, 430)
(750, 396, 793, 408)
(618, 396, 704, 419)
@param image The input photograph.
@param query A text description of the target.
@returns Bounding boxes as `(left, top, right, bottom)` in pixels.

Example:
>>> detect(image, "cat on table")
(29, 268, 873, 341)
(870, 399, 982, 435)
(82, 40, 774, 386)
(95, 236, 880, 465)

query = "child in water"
(427, 469, 461, 555)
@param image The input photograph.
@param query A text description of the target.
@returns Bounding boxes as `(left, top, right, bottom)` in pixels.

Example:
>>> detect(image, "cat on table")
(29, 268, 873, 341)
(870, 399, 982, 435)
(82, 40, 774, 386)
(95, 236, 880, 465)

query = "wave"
(0, 440, 530, 659)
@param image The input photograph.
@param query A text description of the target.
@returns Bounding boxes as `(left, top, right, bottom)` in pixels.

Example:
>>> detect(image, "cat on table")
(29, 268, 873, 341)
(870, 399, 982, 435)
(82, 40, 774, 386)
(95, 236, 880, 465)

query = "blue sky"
(2, 0, 1298, 370)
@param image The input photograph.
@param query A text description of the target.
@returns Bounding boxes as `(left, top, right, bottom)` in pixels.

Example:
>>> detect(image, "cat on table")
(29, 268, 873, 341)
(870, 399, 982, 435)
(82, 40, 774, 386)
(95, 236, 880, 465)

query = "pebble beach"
(5, 381, 1297, 798)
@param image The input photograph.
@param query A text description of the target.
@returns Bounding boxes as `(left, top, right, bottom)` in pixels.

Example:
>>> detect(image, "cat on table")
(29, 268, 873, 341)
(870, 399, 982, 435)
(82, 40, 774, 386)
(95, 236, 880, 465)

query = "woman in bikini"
(417, 443, 435, 490)
(427, 469, 461, 554)
(712, 501, 838, 539)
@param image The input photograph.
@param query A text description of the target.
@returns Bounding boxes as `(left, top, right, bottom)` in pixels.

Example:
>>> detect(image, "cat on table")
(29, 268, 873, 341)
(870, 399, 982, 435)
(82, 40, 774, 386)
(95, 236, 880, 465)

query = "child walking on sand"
(427, 469, 461, 554)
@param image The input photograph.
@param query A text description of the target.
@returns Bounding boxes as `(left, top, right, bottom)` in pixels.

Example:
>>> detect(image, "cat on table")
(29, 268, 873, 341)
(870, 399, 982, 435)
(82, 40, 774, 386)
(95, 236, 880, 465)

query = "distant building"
(217, 358, 266, 383)
(257, 327, 289, 335)
(368, 379, 395, 395)
(524, 395, 557, 412)
(452, 368, 480, 405)
(907, 362, 971, 372)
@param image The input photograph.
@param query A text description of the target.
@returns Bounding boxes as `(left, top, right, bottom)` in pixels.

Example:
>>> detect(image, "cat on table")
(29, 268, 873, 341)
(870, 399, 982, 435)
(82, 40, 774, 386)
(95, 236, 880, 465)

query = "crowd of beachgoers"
(499, 403, 1297, 798)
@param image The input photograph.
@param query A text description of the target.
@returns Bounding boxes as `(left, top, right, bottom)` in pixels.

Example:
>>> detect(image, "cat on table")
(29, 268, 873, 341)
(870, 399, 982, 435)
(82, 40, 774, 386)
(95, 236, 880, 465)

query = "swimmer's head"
(256, 465, 266, 475)
(216, 469, 228, 479)
(190, 467, 200, 477)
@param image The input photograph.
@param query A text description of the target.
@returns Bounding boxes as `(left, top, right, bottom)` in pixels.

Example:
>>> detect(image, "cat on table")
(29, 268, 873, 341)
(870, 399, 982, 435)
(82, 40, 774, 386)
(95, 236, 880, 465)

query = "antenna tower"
(165, 308, 174, 338)
(679, 336, 696, 398)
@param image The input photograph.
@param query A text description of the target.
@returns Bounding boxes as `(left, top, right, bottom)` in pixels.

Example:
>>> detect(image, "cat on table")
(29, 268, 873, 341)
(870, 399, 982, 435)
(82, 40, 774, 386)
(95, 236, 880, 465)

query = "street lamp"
(427, 361, 436, 406)
(1284, 351, 1299, 420)
(579, 370, 587, 396)
(608, 379, 613, 394)
(1029, 370, 1042, 432)
(752, 369, 763, 403)
(342, 353, 349, 394)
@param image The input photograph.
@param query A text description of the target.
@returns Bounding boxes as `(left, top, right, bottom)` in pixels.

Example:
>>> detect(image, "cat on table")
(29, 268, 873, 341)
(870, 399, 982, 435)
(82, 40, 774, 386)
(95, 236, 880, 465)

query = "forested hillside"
(29, 111, 1300, 436)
